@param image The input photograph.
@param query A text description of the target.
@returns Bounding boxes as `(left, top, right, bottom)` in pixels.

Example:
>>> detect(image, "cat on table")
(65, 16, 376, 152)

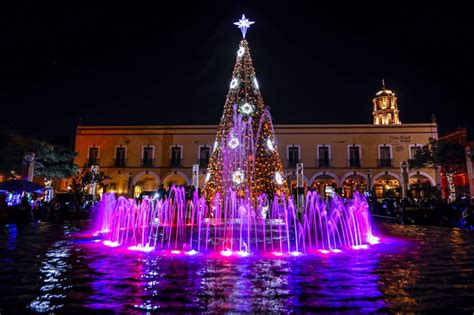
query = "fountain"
(89, 15, 379, 256)
(92, 188, 378, 256)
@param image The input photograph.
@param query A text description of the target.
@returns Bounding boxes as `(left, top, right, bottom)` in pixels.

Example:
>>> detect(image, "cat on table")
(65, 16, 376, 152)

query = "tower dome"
(372, 79, 401, 125)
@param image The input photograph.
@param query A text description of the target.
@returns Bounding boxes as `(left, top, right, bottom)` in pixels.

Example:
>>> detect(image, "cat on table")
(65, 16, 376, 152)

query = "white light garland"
(228, 135, 239, 149)
(240, 102, 254, 115)
(275, 172, 284, 185)
(237, 46, 245, 57)
(230, 78, 239, 89)
(253, 77, 259, 89)
(266, 138, 275, 151)
(232, 169, 244, 185)
(213, 141, 219, 151)
(205, 173, 211, 182)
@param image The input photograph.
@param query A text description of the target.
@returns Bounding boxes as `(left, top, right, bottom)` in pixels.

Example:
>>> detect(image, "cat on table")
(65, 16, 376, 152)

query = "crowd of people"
(0, 193, 89, 225)
(369, 196, 474, 229)
(2, 187, 474, 230)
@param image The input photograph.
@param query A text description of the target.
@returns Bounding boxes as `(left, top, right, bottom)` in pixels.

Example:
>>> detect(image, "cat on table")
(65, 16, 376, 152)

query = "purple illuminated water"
(91, 188, 378, 256)
(1, 222, 474, 312)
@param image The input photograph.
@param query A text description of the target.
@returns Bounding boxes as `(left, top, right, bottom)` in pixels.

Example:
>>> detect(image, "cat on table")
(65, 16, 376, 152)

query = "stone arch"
(286, 173, 309, 187)
(132, 170, 160, 185)
(408, 171, 436, 186)
(108, 171, 130, 194)
(132, 170, 160, 192)
(372, 171, 402, 198)
(310, 171, 340, 187)
(340, 171, 368, 183)
(341, 171, 368, 198)
(309, 171, 339, 195)
(162, 171, 190, 188)
(373, 171, 401, 184)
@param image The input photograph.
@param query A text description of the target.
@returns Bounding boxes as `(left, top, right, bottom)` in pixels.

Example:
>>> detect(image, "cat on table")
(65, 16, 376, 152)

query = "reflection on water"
(1, 223, 474, 312)
(29, 240, 72, 312)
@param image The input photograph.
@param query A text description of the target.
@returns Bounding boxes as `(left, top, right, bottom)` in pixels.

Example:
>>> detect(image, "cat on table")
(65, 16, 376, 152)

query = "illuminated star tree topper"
(234, 14, 255, 38)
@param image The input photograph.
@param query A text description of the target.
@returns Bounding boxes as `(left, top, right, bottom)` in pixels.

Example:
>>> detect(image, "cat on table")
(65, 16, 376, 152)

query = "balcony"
(377, 158, 393, 167)
(141, 158, 155, 167)
(87, 158, 100, 166)
(169, 159, 183, 167)
(316, 159, 331, 168)
(286, 159, 302, 167)
(114, 158, 127, 167)
(198, 158, 209, 167)
(347, 158, 361, 168)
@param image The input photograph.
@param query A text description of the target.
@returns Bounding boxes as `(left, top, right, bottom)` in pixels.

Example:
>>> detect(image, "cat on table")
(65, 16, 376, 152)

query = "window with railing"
(88, 147, 99, 165)
(115, 147, 126, 167)
(170, 146, 182, 167)
(198, 146, 210, 167)
(317, 146, 330, 167)
(378, 145, 392, 167)
(287, 146, 300, 166)
(410, 145, 422, 159)
(348, 145, 361, 167)
(142, 146, 154, 167)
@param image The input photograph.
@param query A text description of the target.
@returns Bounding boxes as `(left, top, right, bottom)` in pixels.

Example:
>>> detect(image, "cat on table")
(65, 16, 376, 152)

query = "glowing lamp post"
(366, 169, 372, 197)
(21, 153, 35, 182)
(296, 162, 305, 210)
(400, 161, 409, 199)
(192, 164, 199, 189)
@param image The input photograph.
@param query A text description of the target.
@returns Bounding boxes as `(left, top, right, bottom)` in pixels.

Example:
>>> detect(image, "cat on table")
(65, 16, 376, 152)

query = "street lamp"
(366, 169, 372, 197)
(400, 161, 409, 199)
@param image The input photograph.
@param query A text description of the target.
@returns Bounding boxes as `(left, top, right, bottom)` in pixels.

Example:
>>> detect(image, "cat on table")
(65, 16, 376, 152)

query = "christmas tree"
(203, 15, 289, 203)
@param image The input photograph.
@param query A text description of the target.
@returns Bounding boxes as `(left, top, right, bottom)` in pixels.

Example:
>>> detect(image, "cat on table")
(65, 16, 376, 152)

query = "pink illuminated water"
(91, 188, 378, 255)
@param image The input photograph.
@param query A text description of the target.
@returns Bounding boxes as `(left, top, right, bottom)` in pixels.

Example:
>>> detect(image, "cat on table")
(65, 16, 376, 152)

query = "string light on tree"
(239, 102, 254, 115)
(275, 172, 284, 185)
(232, 169, 244, 185)
(203, 15, 289, 202)
(230, 78, 239, 89)
(205, 172, 211, 182)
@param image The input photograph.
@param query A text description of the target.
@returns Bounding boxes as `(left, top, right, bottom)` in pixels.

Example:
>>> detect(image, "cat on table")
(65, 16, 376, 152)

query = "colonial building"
(439, 127, 474, 200)
(74, 83, 439, 199)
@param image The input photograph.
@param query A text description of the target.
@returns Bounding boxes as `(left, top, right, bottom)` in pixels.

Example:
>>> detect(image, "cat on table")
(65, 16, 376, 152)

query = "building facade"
(75, 123, 438, 198)
(439, 127, 474, 200)
(74, 84, 439, 199)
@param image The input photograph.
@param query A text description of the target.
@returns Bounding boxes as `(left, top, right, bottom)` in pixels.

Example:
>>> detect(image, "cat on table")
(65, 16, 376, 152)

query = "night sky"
(1, 2, 473, 147)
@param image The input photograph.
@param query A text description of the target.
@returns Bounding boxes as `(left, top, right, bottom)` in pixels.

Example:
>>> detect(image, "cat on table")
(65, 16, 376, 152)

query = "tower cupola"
(372, 79, 401, 125)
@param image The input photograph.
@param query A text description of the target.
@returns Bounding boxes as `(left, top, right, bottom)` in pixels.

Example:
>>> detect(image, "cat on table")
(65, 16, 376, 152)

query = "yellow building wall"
(74, 123, 438, 195)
